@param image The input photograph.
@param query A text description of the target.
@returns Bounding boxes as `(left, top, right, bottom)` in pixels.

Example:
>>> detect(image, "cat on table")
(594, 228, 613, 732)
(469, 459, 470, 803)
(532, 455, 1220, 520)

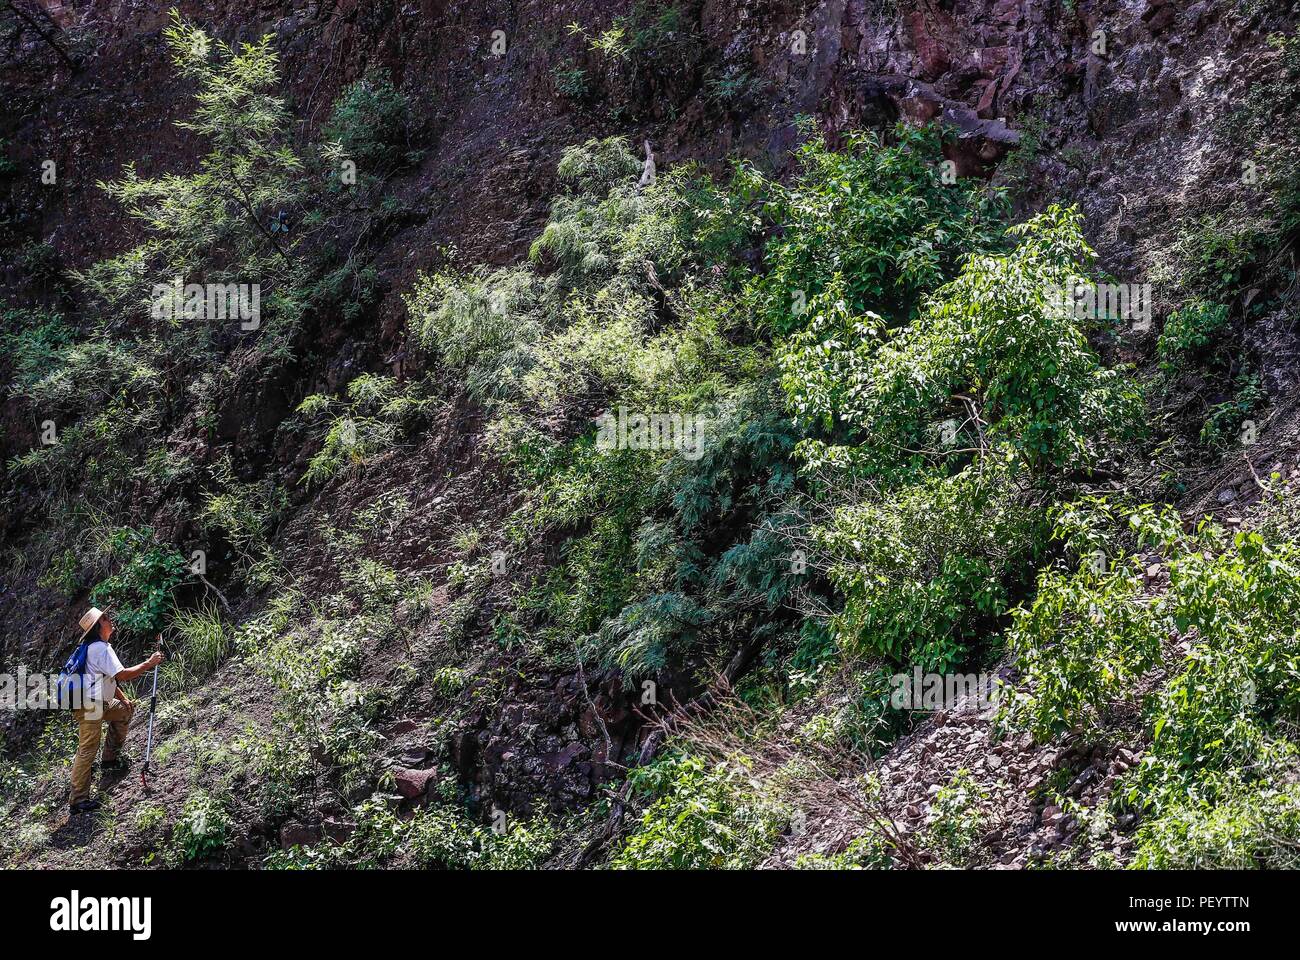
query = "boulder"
(391, 766, 438, 801)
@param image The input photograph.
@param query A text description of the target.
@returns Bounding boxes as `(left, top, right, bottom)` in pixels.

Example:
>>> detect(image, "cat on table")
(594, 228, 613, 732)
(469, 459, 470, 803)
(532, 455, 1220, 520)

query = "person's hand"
(145, 651, 164, 669)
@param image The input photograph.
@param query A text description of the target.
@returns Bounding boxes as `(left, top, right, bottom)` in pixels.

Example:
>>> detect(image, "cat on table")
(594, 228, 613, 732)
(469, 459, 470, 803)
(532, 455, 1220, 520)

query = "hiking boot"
(69, 798, 102, 815)
(101, 754, 133, 772)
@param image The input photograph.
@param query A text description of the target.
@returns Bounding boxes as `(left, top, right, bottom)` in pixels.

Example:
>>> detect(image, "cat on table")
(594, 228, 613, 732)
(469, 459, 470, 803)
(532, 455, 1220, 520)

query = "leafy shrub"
(820, 461, 1044, 670)
(1, 308, 74, 392)
(268, 792, 558, 870)
(528, 136, 711, 297)
(132, 803, 166, 833)
(322, 73, 411, 169)
(1178, 214, 1266, 296)
(997, 103, 1050, 194)
(552, 61, 590, 100)
(303, 416, 393, 487)
(787, 205, 1141, 481)
(1130, 521, 1300, 813)
(793, 207, 1139, 670)
(615, 393, 802, 664)
(611, 753, 782, 869)
(515, 291, 665, 414)
(405, 266, 545, 404)
(1133, 783, 1300, 869)
(82, 11, 306, 356)
(407, 135, 736, 438)
(511, 440, 655, 661)
(252, 736, 315, 824)
(1002, 497, 1166, 740)
(704, 64, 765, 110)
(1006, 556, 1158, 741)
(474, 816, 559, 870)
(756, 125, 1007, 333)
(548, 136, 643, 201)
(431, 667, 465, 697)
(1005, 496, 1300, 863)
(13, 338, 158, 416)
(90, 527, 188, 636)
(296, 374, 431, 486)
(172, 790, 232, 863)
(198, 456, 286, 586)
(925, 769, 987, 865)
(795, 830, 894, 870)
(1157, 300, 1229, 370)
(407, 802, 557, 870)
(1200, 373, 1263, 451)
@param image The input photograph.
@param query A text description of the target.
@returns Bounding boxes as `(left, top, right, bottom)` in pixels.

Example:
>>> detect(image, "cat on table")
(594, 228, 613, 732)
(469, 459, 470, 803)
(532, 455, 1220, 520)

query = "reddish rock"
(391, 766, 438, 801)
(905, 12, 951, 79)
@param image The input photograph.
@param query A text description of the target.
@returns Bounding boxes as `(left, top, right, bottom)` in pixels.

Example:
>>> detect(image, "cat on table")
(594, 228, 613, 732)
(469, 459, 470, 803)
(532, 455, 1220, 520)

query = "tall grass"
(167, 601, 231, 685)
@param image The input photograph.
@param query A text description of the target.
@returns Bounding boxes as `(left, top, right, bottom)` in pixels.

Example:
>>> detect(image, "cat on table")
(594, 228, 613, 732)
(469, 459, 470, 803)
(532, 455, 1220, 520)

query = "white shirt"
(84, 640, 126, 703)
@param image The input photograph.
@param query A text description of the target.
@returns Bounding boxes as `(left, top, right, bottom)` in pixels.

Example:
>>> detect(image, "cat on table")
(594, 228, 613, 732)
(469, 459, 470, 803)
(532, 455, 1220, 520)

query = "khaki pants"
(69, 698, 134, 805)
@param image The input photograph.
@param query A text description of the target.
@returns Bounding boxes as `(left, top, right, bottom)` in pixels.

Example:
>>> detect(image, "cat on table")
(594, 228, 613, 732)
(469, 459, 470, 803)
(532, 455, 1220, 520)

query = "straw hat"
(78, 607, 106, 642)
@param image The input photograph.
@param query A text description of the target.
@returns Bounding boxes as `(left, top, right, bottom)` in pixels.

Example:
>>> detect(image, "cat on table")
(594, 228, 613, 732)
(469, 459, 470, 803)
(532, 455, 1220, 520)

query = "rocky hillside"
(2, 0, 1299, 870)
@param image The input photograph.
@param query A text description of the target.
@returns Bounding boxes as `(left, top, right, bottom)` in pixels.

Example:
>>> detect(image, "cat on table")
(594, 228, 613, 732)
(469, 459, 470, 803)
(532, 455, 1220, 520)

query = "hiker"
(68, 607, 164, 814)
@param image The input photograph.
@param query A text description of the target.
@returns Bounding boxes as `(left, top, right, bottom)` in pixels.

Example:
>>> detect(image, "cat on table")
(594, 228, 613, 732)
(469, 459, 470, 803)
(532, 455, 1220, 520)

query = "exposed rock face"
(449, 667, 644, 816)
(5, 2, 1286, 284)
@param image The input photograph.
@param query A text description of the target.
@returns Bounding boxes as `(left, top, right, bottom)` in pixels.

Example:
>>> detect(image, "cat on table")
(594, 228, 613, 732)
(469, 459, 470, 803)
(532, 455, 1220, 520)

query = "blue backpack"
(55, 640, 94, 710)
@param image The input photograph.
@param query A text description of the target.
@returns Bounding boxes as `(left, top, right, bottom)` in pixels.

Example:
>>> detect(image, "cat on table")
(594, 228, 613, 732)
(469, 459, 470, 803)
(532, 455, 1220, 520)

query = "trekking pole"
(140, 630, 168, 791)
(140, 662, 159, 789)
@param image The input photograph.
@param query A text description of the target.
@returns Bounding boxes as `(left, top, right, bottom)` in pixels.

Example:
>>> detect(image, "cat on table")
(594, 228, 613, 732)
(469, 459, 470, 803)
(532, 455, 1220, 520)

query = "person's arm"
(114, 651, 164, 685)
